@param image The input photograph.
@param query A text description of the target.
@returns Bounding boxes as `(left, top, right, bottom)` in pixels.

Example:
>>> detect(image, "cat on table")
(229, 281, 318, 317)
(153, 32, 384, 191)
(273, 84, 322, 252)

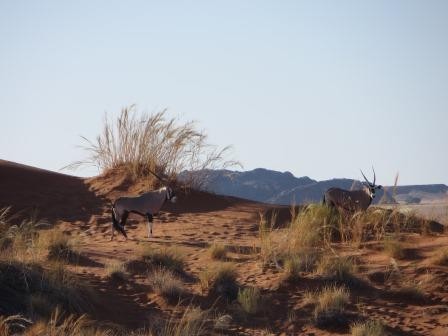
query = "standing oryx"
(323, 168, 382, 212)
(110, 170, 177, 240)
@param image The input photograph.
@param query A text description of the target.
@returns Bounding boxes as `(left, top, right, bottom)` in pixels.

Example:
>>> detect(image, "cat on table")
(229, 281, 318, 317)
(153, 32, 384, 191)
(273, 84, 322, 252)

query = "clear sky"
(1, 1, 447, 185)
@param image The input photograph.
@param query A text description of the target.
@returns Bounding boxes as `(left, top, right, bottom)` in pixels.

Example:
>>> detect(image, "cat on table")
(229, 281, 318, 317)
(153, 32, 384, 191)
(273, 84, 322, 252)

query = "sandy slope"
(1, 160, 448, 335)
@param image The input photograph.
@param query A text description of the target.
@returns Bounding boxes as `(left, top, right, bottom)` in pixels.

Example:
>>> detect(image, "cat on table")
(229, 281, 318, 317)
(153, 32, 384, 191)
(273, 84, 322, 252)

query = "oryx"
(323, 168, 382, 212)
(110, 171, 177, 240)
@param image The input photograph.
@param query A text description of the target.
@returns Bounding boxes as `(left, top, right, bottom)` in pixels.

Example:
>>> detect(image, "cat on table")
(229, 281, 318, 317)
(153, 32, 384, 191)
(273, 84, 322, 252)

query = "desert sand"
(1, 159, 448, 335)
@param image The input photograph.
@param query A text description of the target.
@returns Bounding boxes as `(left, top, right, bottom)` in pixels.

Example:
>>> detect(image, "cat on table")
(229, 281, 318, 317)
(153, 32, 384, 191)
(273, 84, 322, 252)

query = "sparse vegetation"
(208, 242, 227, 260)
(350, 320, 385, 336)
(237, 287, 262, 315)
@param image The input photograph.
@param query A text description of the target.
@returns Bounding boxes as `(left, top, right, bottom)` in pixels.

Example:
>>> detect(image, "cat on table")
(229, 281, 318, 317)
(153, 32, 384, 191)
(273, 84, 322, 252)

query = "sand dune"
(1, 160, 448, 335)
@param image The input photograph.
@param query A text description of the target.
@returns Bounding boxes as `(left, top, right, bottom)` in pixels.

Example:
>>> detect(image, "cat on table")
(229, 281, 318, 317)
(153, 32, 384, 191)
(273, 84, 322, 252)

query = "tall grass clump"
(67, 106, 238, 183)
(288, 204, 342, 250)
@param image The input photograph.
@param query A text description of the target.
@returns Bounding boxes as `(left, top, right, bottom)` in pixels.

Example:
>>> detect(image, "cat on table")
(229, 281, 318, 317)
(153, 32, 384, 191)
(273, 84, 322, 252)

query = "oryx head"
(360, 167, 382, 199)
(166, 186, 177, 203)
(147, 169, 178, 204)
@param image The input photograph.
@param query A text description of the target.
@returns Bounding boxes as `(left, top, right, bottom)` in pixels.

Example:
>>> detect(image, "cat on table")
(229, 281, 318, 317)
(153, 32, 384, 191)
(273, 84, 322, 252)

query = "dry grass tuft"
(308, 285, 350, 327)
(141, 246, 185, 273)
(199, 263, 239, 301)
(316, 255, 358, 286)
(383, 236, 404, 259)
(431, 247, 448, 266)
(157, 304, 209, 336)
(44, 230, 80, 263)
(284, 250, 320, 281)
(150, 267, 185, 301)
(66, 106, 238, 184)
(289, 204, 342, 248)
(391, 281, 426, 303)
(105, 261, 127, 282)
(208, 242, 227, 260)
(350, 320, 385, 336)
(237, 287, 262, 315)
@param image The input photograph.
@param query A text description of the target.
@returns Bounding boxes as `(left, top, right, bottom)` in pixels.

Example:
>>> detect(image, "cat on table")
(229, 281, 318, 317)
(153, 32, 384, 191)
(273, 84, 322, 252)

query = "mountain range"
(179, 168, 448, 205)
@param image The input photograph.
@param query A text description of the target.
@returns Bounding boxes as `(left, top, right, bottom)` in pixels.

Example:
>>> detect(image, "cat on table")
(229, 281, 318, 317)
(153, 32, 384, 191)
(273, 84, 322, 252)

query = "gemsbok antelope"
(323, 168, 382, 212)
(110, 171, 177, 240)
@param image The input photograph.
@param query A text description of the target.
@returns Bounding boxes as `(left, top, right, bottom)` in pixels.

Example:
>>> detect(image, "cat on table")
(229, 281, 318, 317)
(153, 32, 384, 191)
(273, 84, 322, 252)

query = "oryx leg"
(120, 211, 129, 227)
(146, 213, 153, 238)
(110, 221, 115, 241)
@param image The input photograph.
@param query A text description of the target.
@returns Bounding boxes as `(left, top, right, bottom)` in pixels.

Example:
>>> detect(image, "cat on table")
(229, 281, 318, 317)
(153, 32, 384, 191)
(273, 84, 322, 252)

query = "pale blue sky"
(1, 1, 447, 185)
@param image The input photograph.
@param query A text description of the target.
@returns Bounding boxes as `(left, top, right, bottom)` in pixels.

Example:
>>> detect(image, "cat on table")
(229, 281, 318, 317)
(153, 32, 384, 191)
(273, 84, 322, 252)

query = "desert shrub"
(208, 242, 227, 260)
(150, 267, 185, 301)
(105, 261, 127, 282)
(141, 246, 185, 273)
(308, 285, 350, 327)
(237, 287, 262, 315)
(350, 320, 385, 336)
(200, 263, 239, 301)
(67, 106, 238, 183)
(431, 247, 448, 266)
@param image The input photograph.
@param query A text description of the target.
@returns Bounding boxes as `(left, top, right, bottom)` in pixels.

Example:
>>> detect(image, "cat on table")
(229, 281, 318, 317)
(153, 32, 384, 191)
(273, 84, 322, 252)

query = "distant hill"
(180, 169, 448, 205)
